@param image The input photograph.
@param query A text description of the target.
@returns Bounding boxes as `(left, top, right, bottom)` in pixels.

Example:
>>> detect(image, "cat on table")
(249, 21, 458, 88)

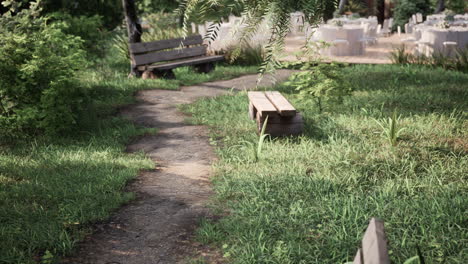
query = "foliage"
(390, 45, 468, 73)
(446, 0, 467, 14)
(0, 38, 258, 262)
(137, 0, 180, 14)
(284, 63, 352, 113)
(393, 0, 433, 32)
(374, 109, 406, 147)
(41, 0, 123, 29)
(184, 64, 468, 263)
(141, 12, 185, 42)
(47, 12, 108, 58)
(0, 3, 89, 137)
(179, 0, 336, 75)
(223, 42, 265, 66)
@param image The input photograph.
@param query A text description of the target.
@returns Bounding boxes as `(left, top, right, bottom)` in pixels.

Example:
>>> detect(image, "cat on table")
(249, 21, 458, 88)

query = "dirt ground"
(62, 70, 293, 264)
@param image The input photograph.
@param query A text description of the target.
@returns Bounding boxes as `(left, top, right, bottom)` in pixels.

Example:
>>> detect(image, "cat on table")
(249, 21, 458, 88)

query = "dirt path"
(62, 70, 293, 264)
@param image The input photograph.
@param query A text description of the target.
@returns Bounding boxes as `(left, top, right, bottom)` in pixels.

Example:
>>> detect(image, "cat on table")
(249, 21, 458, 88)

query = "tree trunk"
(122, 0, 142, 76)
(338, 0, 347, 14)
(435, 0, 445, 14)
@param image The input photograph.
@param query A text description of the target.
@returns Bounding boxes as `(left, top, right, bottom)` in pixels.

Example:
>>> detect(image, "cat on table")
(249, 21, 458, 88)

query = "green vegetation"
(0, 3, 258, 260)
(0, 53, 258, 263)
(285, 63, 352, 113)
(183, 64, 468, 263)
(390, 45, 468, 73)
(393, 0, 433, 32)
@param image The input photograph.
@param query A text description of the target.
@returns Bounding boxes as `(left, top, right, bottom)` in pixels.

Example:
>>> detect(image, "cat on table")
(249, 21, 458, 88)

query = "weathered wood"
(249, 102, 257, 120)
(122, 0, 142, 76)
(145, 55, 224, 71)
(361, 218, 390, 264)
(130, 35, 203, 54)
(257, 116, 303, 137)
(247, 92, 278, 117)
(354, 248, 363, 264)
(256, 113, 303, 124)
(133, 46, 207, 66)
(264, 91, 297, 117)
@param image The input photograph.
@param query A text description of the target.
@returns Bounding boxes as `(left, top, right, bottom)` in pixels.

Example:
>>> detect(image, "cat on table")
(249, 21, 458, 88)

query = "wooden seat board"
(133, 46, 207, 66)
(146, 55, 224, 71)
(247, 92, 278, 116)
(264, 91, 297, 116)
(130, 35, 203, 54)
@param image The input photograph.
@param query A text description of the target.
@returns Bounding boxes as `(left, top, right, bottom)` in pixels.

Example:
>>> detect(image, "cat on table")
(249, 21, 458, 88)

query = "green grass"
(0, 47, 258, 263)
(182, 64, 468, 263)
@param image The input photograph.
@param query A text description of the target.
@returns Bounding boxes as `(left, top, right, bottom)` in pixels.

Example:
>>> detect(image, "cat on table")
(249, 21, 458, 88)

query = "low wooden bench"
(248, 91, 303, 136)
(129, 35, 224, 78)
(353, 218, 390, 264)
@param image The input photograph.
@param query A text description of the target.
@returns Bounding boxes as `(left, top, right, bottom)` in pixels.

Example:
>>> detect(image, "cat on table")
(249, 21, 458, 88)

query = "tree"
(435, 0, 445, 13)
(338, 0, 348, 14)
(121, 0, 142, 76)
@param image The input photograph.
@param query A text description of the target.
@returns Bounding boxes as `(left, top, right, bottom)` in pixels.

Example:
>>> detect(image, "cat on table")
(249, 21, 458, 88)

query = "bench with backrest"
(248, 91, 303, 136)
(129, 35, 224, 78)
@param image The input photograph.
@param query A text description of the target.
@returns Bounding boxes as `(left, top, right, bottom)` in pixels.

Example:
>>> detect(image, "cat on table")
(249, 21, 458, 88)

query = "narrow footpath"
(63, 70, 293, 264)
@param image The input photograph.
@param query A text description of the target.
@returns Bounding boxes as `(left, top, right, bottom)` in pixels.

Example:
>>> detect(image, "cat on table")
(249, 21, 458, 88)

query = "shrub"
(47, 12, 108, 58)
(137, 0, 179, 15)
(447, 0, 468, 14)
(393, 0, 433, 32)
(285, 63, 352, 113)
(0, 3, 89, 138)
(223, 42, 265, 66)
(390, 45, 468, 73)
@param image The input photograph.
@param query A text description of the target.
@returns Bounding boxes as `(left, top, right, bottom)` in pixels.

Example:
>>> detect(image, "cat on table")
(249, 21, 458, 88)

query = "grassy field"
(183, 64, 468, 263)
(0, 51, 258, 264)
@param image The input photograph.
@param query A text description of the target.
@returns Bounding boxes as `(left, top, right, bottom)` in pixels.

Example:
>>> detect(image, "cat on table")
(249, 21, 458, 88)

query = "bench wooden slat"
(147, 55, 224, 71)
(247, 92, 278, 117)
(133, 46, 207, 66)
(361, 218, 390, 264)
(264, 91, 297, 117)
(130, 35, 203, 54)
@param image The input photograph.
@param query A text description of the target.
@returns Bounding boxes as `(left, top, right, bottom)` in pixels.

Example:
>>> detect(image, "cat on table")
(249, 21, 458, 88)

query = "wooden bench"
(129, 35, 224, 78)
(353, 218, 390, 264)
(248, 91, 303, 136)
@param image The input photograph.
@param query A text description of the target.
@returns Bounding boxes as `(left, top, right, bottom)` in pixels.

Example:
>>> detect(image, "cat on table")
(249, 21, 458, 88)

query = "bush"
(284, 63, 352, 113)
(47, 12, 108, 58)
(390, 45, 468, 73)
(137, 0, 179, 15)
(223, 43, 265, 66)
(447, 0, 468, 14)
(393, 0, 433, 32)
(0, 5, 89, 138)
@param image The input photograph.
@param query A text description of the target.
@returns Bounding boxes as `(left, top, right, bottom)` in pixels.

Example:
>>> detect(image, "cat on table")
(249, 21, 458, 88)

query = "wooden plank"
(361, 218, 390, 264)
(148, 55, 224, 70)
(264, 91, 297, 117)
(249, 102, 257, 120)
(256, 112, 303, 136)
(257, 122, 303, 137)
(354, 248, 363, 264)
(133, 46, 207, 66)
(130, 35, 203, 54)
(247, 92, 277, 117)
(256, 112, 303, 124)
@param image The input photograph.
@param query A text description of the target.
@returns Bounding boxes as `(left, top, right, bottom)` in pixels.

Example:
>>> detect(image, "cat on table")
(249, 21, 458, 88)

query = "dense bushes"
(47, 12, 108, 58)
(0, 4, 89, 137)
(393, 0, 433, 31)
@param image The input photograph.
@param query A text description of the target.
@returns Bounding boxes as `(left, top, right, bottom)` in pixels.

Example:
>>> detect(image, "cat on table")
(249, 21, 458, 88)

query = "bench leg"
(194, 62, 215, 74)
(153, 69, 176, 79)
